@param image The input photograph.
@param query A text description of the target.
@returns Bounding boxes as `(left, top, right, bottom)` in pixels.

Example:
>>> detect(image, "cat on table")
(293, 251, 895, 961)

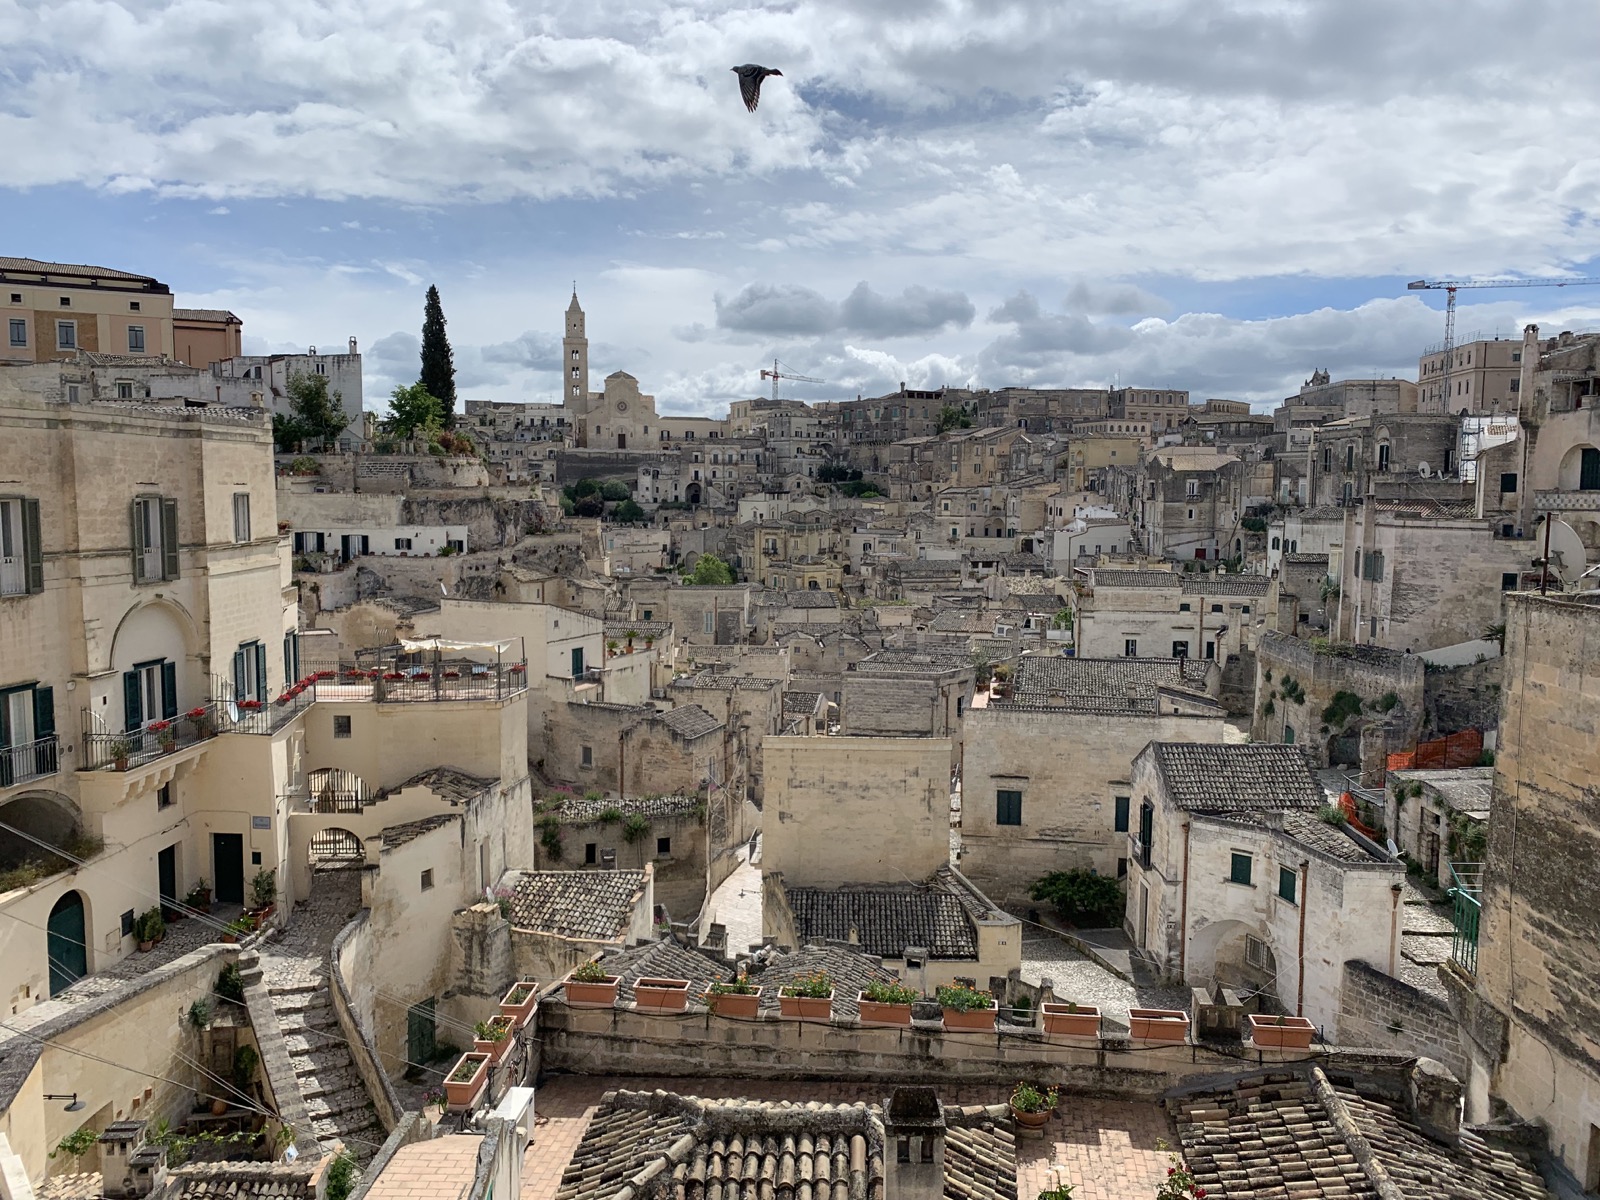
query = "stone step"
(290, 1042, 363, 1075)
(304, 1086, 379, 1122)
(282, 1031, 344, 1057)
(292, 1064, 366, 1100)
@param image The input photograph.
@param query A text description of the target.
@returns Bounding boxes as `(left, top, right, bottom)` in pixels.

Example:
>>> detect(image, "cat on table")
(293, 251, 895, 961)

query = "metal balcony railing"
(1447, 861, 1483, 976)
(0, 736, 60, 788)
(81, 702, 223, 771)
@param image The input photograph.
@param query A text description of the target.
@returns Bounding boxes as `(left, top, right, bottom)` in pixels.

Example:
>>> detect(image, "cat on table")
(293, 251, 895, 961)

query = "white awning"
(398, 636, 518, 655)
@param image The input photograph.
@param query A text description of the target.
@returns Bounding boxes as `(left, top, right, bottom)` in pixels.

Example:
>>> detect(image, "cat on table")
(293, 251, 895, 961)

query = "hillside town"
(1, 254, 1599, 1200)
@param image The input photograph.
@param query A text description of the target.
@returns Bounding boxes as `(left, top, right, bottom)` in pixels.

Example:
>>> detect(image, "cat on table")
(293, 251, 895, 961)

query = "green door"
(47, 890, 87, 996)
(406, 998, 437, 1076)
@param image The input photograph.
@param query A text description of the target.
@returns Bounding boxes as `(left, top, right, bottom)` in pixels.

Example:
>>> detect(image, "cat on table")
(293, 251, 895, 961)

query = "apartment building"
(2, 257, 178, 365)
(1418, 336, 1524, 414)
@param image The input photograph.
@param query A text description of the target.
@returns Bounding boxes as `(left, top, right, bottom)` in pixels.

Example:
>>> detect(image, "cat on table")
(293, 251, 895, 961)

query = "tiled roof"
(673, 673, 781, 692)
(1284, 552, 1331, 565)
(780, 590, 840, 608)
(382, 766, 498, 803)
(380, 814, 457, 850)
(1278, 811, 1387, 863)
(0, 256, 158, 282)
(162, 1161, 319, 1197)
(782, 872, 985, 960)
(1001, 553, 1048, 570)
(943, 1106, 1019, 1200)
(1181, 575, 1271, 597)
(558, 793, 704, 823)
(752, 945, 900, 1020)
(1172, 1071, 1553, 1200)
(1149, 743, 1321, 813)
(1012, 655, 1212, 705)
(661, 704, 723, 740)
(172, 308, 242, 323)
(513, 870, 648, 941)
(782, 691, 825, 719)
(599, 938, 731, 1005)
(855, 649, 971, 675)
(1089, 569, 1181, 589)
(555, 1091, 887, 1200)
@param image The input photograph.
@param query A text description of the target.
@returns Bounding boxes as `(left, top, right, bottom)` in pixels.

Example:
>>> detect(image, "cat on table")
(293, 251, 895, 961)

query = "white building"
(211, 340, 364, 445)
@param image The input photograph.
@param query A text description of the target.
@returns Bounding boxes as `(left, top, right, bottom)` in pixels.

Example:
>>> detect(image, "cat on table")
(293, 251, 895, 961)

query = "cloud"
(715, 281, 975, 338)
(1064, 280, 1166, 316)
(207, 205, 229, 215)
(482, 331, 563, 372)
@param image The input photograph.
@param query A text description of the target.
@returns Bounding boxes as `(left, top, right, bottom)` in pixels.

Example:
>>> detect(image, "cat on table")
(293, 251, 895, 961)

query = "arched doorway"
(685, 483, 702, 506)
(308, 828, 364, 867)
(47, 890, 87, 996)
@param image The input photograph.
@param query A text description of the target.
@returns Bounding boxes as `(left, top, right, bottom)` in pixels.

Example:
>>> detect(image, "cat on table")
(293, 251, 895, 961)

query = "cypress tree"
(419, 284, 457, 426)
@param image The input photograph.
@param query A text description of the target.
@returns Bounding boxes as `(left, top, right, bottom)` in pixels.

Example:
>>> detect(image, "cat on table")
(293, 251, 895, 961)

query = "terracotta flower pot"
(1128, 1008, 1190, 1043)
(564, 973, 620, 1009)
(634, 977, 691, 1013)
(1247, 1013, 1315, 1050)
(779, 992, 834, 1021)
(443, 1052, 490, 1109)
(706, 987, 762, 1018)
(499, 981, 538, 1028)
(857, 994, 913, 1027)
(1010, 1105, 1050, 1128)
(474, 1035, 513, 1064)
(211, 1098, 229, 1116)
(1041, 1003, 1101, 1039)
(941, 1002, 997, 1031)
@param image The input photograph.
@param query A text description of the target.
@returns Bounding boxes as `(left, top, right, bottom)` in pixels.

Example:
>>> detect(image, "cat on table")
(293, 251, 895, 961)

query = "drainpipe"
(1296, 858, 1310, 1016)
(1387, 882, 1403, 975)
(1178, 821, 1192, 982)
(618, 730, 626, 799)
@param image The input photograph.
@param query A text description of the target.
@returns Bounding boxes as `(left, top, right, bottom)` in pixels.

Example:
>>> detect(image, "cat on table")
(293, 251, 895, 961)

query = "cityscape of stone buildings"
(1, 255, 1599, 1200)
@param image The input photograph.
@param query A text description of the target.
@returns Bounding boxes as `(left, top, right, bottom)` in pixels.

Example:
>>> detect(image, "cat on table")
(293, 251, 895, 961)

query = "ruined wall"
(1421, 657, 1503, 738)
(1336, 960, 1466, 1082)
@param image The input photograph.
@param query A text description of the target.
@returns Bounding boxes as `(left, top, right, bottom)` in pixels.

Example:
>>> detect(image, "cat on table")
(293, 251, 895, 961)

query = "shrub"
(1028, 870, 1125, 927)
(780, 971, 834, 999)
(1010, 1081, 1058, 1113)
(570, 959, 611, 983)
(597, 807, 623, 825)
(1321, 691, 1363, 726)
(935, 984, 994, 1012)
(621, 813, 651, 843)
(137, 906, 165, 943)
(1317, 804, 1348, 826)
(706, 975, 758, 996)
(53, 1128, 99, 1160)
(188, 998, 213, 1029)
(215, 963, 245, 1003)
(862, 980, 919, 1005)
(325, 1154, 358, 1200)
(250, 868, 277, 910)
(1377, 691, 1399, 712)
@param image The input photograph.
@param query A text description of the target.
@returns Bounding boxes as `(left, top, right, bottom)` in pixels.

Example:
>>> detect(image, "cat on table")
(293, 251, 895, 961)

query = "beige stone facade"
(1, 258, 176, 365)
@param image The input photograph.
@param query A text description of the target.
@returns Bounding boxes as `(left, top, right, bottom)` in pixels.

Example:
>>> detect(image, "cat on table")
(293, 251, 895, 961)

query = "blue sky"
(5, 0, 1600, 414)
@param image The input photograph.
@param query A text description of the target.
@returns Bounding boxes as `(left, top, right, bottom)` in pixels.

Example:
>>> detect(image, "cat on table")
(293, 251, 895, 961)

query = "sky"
(5, 0, 1600, 415)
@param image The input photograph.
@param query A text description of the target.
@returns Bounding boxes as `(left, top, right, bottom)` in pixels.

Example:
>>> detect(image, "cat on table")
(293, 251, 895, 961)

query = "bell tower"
(564, 288, 591, 445)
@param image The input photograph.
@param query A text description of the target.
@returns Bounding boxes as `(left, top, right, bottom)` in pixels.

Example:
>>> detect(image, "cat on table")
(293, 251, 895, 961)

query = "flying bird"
(731, 64, 783, 113)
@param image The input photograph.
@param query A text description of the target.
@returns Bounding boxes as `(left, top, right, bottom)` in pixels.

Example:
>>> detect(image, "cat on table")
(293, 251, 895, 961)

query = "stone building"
(1124, 742, 1405, 1033)
(1418, 335, 1525, 415)
(1072, 567, 1275, 664)
(1, 257, 178, 364)
(838, 650, 974, 752)
(212, 342, 365, 446)
(530, 793, 709, 917)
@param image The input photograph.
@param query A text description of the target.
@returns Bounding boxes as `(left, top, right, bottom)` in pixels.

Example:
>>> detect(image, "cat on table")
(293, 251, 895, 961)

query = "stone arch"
(1558, 443, 1600, 491)
(685, 482, 702, 506)
(1188, 917, 1285, 1007)
(47, 889, 89, 995)
(0, 790, 81, 869)
(305, 769, 373, 813)
(105, 596, 201, 678)
(307, 827, 365, 865)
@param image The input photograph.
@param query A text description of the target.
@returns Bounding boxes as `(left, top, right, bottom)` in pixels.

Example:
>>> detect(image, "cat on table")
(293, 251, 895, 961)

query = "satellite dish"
(226, 700, 239, 723)
(1417, 462, 1432, 478)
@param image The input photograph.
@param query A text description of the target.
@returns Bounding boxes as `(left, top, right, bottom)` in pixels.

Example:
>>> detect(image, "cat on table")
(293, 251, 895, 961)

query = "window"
(1186, 480, 1198, 498)
(1114, 795, 1130, 834)
(333, 715, 352, 739)
(584, 843, 597, 865)
(233, 641, 266, 704)
(420, 869, 434, 891)
(1229, 852, 1253, 886)
(1242, 604, 1251, 614)
(1322, 447, 1332, 472)
(1361, 550, 1385, 582)
(580, 745, 593, 767)
(232, 492, 250, 543)
(157, 784, 173, 810)
(1344, 445, 1355, 471)
(0, 682, 57, 786)
(1137, 802, 1154, 869)
(703, 611, 714, 635)
(1172, 640, 1189, 658)
(1210, 603, 1223, 613)
(1270, 536, 1281, 550)
(394, 537, 413, 551)
(131, 496, 178, 582)
(1377, 443, 1390, 472)
(0, 497, 44, 596)
(1178, 602, 1191, 612)
(129, 301, 140, 312)
(7, 293, 18, 303)
(124, 658, 176, 731)
(1284, 723, 1295, 745)
(56, 320, 76, 350)
(995, 789, 1023, 826)
(1278, 866, 1297, 903)
(1124, 638, 1138, 657)
(1501, 572, 1518, 592)
(656, 836, 671, 856)
(115, 381, 133, 399)
(1500, 472, 1518, 494)
(58, 296, 70, 308)
(7, 319, 24, 347)
(1117, 857, 1128, 879)
(1245, 935, 1272, 970)
(127, 326, 145, 353)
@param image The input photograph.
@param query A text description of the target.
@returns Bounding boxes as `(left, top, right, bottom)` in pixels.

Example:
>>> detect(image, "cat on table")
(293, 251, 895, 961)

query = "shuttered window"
(0, 497, 43, 596)
(995, 789, 1023, 826)
(131, 496, 179, 582)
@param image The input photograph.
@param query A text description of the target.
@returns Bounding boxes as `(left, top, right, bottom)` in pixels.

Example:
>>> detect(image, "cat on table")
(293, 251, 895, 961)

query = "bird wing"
(739, 70, 762, 112)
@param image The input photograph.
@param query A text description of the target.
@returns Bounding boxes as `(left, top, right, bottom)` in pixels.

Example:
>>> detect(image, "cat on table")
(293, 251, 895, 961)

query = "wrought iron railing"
(1448, 861, 1483, 976)
(80, 703, 223, 771)
(0, 736, 60, 788)
(342, 657, 530, 703)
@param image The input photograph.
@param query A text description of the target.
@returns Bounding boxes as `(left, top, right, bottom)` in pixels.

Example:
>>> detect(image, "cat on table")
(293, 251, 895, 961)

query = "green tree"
(685, 553, 735, 585)
(1028, 870, 1124, 927)
(612, 499, 645, 523)
(936, 405, 971, 433)
(384, 382, 444, 440)
(600, 480, 632, 502)
(420, 284, 457, 426)
(271, 372, 348, 452)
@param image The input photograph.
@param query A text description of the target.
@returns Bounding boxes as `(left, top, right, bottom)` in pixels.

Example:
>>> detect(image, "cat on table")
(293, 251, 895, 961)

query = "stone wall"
(1421, 657, 1503, 738)
(1335, 960, 1466, 1081)
(331, 912, 404, 1130)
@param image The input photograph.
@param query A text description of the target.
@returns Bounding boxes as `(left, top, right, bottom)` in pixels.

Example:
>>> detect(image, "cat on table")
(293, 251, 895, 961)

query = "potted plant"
(110, 736, 135, 771)
(564, 959, 620, 1008)
(1128, 1008, 1190, 1043)
(186, 706, 215, 739)
(937, 984, 998, 1031)
(249, 868, 277, 919)
(634, 977, 692, 1013)
(151, 720, 176, 753)
(778, 971, 835, 1021)
(473, 1015, 516, 1063)
(444, 1051, 491, 1109)
(624, 629, 638, 650)
(136, 907, 165, 951)
(858, 979, 919, 1027)
(606, 639, 620, 658)
(1041, 1001, 1101, 1039)
(645, 636, 655, 650)
(499, 980, 539, 1028)
(221, 914, 256, 944)
(1247, 1013, 1316, 1051)
(1009, 1081, 1058, 1129)
(704, 976, 762, 1019)
(185, 879, 212, 914)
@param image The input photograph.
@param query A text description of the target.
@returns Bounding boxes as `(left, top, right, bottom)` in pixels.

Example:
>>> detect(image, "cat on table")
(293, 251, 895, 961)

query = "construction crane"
(760, 359, 828, 403)
(1407, 277, 1600, 409)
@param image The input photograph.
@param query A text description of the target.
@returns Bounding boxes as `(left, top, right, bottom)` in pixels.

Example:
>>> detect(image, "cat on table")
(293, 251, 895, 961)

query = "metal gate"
(308, 828, 364, 864)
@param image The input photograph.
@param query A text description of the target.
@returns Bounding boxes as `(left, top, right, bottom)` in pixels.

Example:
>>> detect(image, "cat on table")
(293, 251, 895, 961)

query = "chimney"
(308, 345, 316, 356)
(883, 1087, 946, 1200)
(1407, 1058, 1462, 1146)
(349, 336, 358, 355)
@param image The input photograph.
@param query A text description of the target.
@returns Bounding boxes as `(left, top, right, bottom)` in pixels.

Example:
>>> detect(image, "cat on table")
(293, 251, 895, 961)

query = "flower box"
(1128, 1008, 1190, 1043)
(444, 670, 461, 680)
(443, 1052, 490, 1109)
(239, 700, 262, 710)
(1041, 1003, 1101, 1039)
(779, 991, 834, 1021)
(383, 672, 405, 682)
(634, 977, 692, 1013)
(1247, 1013, 1315, 1050)
(857, 993, 914, 1027)
(474, 1015, 517, 1063)
(705, 986, 763, 1018)
(499, 980, 539, 1027)
(941, 1000, 998, 1031)
(564, 971, 620, 1009)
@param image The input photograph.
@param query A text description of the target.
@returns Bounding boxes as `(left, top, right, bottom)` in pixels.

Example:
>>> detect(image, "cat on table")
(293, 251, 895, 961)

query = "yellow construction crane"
(760, 359, 828, 403)
(1407, 277, 1600, 407)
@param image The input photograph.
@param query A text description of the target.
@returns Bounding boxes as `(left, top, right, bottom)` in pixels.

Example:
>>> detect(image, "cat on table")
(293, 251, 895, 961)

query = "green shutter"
(254, 642, 268, 702)
(1230, 852, 1253, 886)
(124, 670, 143, 732)
(22, 498, 42, 594)
(32, 686, 54, 741)
(160, 498, 179, 580)
(161, 661, 178, 720)
(131, 500, 146, 583)
(233, 649, 247, 701)
(1278, 867, 1297, 903)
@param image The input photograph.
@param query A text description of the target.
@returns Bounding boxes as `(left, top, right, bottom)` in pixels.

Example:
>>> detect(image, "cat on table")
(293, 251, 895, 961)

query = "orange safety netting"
(1386, 729, 1484, 773)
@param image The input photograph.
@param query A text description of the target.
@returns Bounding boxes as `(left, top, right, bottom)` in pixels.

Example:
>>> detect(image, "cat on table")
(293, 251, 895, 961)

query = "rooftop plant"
(862, 980, 919, 1005)
(935, 984, 993, 1012)
(570, 959, 612, 984)
(780, 971, 834, 999)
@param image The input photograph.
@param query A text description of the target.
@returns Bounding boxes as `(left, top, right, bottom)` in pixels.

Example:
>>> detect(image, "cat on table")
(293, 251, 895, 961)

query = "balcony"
(0, 736, 60, 789)
(1533, 490, 1600, 513)
(80, 702, 223, 772)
